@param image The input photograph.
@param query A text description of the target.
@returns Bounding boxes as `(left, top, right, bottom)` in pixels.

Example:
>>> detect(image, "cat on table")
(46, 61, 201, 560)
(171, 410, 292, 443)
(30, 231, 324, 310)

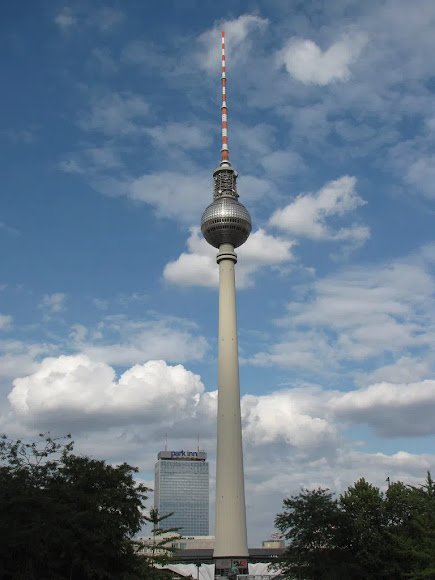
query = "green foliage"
(393, 473, 435, 579)
(275, 472, 435, 580)
(142, 508, 181, 574)
(275, 487, 349, 579)
(0, 433, 151, 579)
(339, 478, 391, 579)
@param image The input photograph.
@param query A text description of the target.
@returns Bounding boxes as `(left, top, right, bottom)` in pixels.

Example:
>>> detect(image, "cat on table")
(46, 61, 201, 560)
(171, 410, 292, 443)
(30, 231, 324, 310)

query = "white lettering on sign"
(170, 450, 199, 458)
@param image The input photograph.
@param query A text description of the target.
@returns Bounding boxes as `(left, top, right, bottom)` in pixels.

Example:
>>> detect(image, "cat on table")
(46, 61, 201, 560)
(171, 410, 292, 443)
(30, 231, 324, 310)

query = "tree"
(394, 473, 435, 579)
(339, 478, 394, 579)
(275, 487, 349, 579)
(275, 474, 435, 580)
(0, 433, 150, 579)
(141, 508, 181, 578)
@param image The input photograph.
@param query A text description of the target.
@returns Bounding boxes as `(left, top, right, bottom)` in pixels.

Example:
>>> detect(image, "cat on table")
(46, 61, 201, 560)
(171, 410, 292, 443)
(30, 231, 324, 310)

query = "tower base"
(215, 558, 249, 578)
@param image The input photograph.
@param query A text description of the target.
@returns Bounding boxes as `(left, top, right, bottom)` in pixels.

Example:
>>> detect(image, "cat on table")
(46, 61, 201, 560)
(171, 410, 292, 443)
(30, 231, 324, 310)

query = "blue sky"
(2, 0, 435, 545)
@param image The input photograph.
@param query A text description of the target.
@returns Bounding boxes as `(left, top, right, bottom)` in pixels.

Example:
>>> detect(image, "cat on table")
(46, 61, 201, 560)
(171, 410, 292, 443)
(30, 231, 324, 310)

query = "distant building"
(262, 532, 285, 550)
(138, 532, 181, 558)
(154, 450, 209, 536)
(171, 536, 215, 550)
(262, 539, 285, 549)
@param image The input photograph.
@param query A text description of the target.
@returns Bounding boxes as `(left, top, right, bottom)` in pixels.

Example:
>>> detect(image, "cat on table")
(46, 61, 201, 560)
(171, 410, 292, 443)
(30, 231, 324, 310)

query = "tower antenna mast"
(221, 31, 230, 165)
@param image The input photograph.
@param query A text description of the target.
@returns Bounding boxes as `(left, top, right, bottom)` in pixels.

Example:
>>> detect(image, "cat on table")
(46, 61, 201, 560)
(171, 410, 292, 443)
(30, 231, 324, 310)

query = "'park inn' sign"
(158, 450, 207, 461)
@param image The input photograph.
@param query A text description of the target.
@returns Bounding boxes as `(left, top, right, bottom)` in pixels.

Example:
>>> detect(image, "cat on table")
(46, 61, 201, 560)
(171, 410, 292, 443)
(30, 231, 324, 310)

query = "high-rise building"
(200, 31, 251, 577)
(154, 450, 209, 536)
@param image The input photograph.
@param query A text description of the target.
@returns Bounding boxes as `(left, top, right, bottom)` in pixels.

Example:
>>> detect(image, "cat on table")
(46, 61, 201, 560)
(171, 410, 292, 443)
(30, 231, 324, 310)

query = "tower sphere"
(201, 195, 251, 249)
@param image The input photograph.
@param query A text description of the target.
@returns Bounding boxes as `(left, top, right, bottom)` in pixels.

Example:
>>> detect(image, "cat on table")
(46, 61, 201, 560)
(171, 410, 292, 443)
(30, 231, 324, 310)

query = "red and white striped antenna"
(220, 31, 230, 165)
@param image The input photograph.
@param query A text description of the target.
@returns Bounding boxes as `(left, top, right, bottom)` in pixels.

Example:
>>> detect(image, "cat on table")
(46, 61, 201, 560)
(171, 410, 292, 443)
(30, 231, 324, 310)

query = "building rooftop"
(157, 450, 207, 461)
(171, 547, 284, 564)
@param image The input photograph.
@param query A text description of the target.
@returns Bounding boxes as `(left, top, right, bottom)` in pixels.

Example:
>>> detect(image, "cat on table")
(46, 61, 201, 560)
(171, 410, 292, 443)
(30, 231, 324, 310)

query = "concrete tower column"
(200, 30, 252, 574)
(214, 243, 249, 558)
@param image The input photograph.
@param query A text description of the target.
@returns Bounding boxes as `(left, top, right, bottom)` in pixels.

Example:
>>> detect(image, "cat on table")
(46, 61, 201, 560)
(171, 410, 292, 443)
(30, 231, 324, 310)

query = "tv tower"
(201, 31, 251, 571)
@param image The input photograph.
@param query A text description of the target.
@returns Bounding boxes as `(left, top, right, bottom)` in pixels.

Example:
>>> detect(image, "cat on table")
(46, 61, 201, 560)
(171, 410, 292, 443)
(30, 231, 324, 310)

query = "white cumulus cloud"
(269, 176, 369, 244)
(249, 245, 435, 368)
(163, 227, 295, 288)
(9, 355, 204, 427)
(79, 316, 208, 366)
(197, 14, 269, 73)
(242, 388, 338, 448)
(9, 352, 435, 441)
(128, 172, 210, 223)
(243, 379, 435, 443)
(124, 170, 277, 224)
(278, 32, 368, 85)
(331, 380, 435, 437)
(0, 340, 56, 380)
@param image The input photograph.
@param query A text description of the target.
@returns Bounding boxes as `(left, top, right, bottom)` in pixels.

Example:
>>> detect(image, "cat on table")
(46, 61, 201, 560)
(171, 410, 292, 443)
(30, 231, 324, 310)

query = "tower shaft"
(200, 31, 251, 571)
(214, 243, 249, 558)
